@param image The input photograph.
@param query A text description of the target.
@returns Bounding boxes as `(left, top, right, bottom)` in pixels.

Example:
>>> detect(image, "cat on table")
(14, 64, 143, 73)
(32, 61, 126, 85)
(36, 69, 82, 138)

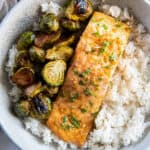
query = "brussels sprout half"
(30, 94, 51, 120)
(29, 46, 45, 63)
(11, 67, 35, 87)
(61, 19, 81, 31)
(42, 60, 67, 86)
(65, 0, 93, 21)
(17, 31, 35, 50)
(13, 100, 31, 118)
(39, 13, 59, 33)
(15, 50, 33, 68)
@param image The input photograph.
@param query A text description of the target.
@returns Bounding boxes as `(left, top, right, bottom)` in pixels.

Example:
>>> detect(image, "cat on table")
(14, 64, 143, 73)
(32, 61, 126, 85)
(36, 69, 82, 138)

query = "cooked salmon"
(47, 12, 130, 147)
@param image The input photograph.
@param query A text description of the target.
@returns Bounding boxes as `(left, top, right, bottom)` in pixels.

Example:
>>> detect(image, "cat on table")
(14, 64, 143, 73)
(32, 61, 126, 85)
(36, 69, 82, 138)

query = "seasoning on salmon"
(47, 12, 130, 147)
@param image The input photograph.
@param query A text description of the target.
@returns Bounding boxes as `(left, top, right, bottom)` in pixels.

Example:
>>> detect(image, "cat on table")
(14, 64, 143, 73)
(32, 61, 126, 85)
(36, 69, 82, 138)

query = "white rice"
(6, 1, 150, 150)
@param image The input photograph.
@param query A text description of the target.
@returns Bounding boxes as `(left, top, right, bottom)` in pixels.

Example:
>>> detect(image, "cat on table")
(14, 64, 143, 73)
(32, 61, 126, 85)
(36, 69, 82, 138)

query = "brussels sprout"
(15, 51, 33, 68)
(13, 100, 31, 118)
(56, 35, 75, 47)
(44, 86, 59, 98)
(24, 82, 44, 98)
(42, 60, 66, 86)
(65, 0, 93, 21)
(46, 46, 73, 61)
(61, 19, 81, 31)
(11, 67, 35, 87)
(34, 30, 61, 48)
(39, 13, 59, 33)
(29, 46, 45, 63)
(17, 31, 35, 50)
(30, 94, 51, 120)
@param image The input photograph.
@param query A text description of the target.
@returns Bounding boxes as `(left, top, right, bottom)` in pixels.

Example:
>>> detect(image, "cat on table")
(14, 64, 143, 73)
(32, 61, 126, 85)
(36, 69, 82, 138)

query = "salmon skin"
(47, 12, 130, 147)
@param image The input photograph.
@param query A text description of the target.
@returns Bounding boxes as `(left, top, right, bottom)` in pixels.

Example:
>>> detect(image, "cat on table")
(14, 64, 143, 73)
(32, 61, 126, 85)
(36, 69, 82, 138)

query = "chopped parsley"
(116, 23, 122, 28)
(93, 31, 101, 37)
(70, 93, 80, 102)
(84, 88, 93, 96)
(74, 68, 91, 78)
(70, 116, 80, 128)
(109, 53, 116, 61)
(99, 41, 110, 54)
(79, 80, 87, 86)
(102, 24, 108, 30)
(63, 116, 67, 123)
(98, 77, 103, 81)
(81, 108, 87, 113)
(61, 123, 73, 130)
(89, 101, 93, 107)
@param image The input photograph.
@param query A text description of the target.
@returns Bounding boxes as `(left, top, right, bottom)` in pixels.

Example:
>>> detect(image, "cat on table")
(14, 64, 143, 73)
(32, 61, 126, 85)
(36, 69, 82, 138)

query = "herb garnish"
(93, 31, 101, 37)
(89, 101, 93, 107)
(70, 116, 80, 128)
(102, 24, 108, 30)
(109, 53, 116, 61)
(81, 108, 87, 113)
(70, 93, 80, 102)
(99, 41, 110, 54)
(79, 80, 87, 86)
(84, 88, 93, 96)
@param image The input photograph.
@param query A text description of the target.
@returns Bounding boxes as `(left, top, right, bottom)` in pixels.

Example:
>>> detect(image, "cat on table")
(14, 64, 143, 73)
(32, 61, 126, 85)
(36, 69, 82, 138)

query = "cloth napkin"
(0, 1, 20, 150)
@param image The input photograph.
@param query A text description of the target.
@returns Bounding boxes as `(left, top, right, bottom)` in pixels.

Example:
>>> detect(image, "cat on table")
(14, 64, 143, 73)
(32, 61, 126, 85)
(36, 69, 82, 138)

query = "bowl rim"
(0, 0, 150, 150)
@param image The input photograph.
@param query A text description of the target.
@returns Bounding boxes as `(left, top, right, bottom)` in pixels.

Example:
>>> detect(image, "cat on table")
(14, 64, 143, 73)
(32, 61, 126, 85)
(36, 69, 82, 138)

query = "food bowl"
(0, 0, 150, 150)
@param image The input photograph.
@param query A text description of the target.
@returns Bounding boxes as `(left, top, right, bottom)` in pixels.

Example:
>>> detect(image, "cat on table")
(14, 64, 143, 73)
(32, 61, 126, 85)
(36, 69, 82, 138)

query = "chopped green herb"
(99, 47, 105, 53)
(89, 101, 93, 107)
(70, 93, 80, 102)
(98, 77, 103, 81)
(109, 53, 116, 61)
(85, 68, 91, 75)
(102, 24, 108, 30)
(70, 116, 80, 128)
(102, 41, 110, 47)
(61, 123, 73, 130)
(93, 31, 101, 37)
(81, 108, 87, 113)
(63, 116, 67, 123)
(79, 80, 87, 86)
(84, 88, 93, 96)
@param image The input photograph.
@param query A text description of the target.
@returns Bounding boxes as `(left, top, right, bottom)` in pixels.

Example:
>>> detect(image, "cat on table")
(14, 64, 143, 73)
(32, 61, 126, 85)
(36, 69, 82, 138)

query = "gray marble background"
(0, 0, 20, 149)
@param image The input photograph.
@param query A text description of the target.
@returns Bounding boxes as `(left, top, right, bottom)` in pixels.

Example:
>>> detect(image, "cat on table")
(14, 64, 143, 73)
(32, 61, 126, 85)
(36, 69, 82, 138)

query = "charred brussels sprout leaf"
(15, 51, 33, 68)
(30, 94, 51, 120)
(44, 86, 59, 98)
(56, 35, 75, 47)
(65, 0, 93, 21)
(29, 46, 45, 63)
(39, 13, 59, 33)
(34, 30, 61, 48)
(11, 67, 35, 87)
(24, 82, 44, 98)
(42, 60, 67, 86)
(17, 31, 35, 50)
(61, 19, 81, 31)
(46, 46, 73, 61)
(13, 100, 30, 118)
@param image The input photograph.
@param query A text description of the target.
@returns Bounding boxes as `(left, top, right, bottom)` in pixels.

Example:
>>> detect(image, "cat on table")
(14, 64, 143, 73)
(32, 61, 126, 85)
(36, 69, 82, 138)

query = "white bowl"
(0, 0, 150, 150)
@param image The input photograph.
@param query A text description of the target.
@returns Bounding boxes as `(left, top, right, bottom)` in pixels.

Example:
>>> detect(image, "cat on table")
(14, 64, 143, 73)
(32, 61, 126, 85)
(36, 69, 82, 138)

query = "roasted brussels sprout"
(42, 60, 67, 86)
(29, 46, 45, 63)
(44, 86, 59, 98)
(39, 13, 59, 33)
(30, 94, 51, 120)
(61, 19, 81, 31)
(17, 31, 35, 50)
(13, 100, 31, 118)
(24, 82, 44, 98)
(15, 51, 33, 68)
(65, 0, 93, 21)
(46, 46, 73, 61)
(11, 67, 35, 87)
(56, 35, 75, 47)
(34, 30, 61, 48)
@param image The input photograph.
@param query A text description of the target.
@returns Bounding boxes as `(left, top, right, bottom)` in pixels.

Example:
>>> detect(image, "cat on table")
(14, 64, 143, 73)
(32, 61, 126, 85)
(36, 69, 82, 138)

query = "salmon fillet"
(47, 12, 130, 147)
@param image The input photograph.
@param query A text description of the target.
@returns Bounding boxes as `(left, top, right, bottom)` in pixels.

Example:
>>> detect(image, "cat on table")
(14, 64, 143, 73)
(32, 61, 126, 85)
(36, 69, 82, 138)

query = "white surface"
(0, 0, 150, 150)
